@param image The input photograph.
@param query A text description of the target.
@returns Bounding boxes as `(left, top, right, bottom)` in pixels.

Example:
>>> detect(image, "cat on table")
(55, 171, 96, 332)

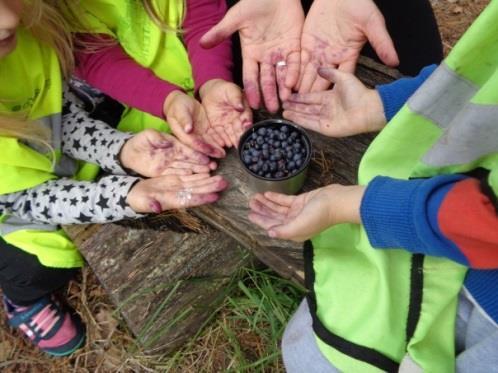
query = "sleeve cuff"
(360, 174, 466, 253)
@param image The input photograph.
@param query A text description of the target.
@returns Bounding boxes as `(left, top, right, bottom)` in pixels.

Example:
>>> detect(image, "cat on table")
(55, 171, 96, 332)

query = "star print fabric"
(0, 176, 139, 224)
(0, 87, 141, 225)
(62, 88, 132, 175)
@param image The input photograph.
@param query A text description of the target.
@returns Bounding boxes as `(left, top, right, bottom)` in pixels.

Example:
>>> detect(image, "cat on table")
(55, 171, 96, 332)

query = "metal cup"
(238, 119, 312, 195)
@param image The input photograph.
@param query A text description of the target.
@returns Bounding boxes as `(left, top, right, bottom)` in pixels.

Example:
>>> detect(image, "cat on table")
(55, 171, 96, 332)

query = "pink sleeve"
(183, 0, 233, 92)
(74, 34, 184, 119)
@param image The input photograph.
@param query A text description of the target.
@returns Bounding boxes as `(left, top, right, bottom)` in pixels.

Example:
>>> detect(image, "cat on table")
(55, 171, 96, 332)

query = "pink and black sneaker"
(3, 295, 85, 356)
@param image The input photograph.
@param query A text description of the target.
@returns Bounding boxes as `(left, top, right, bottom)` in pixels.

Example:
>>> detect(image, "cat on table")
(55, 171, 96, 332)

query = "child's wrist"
(325, 184, 365, 225)
(199, 79, 225, 99)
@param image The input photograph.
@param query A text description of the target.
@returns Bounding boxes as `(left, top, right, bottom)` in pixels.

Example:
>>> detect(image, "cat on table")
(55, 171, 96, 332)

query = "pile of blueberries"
(241, 124, 308, 179)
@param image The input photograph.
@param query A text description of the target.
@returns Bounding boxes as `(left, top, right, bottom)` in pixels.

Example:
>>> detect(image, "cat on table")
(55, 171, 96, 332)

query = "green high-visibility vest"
(0, 28, 99, 268)
(308, 3, 498, 372)
(79, 0, 194, 133)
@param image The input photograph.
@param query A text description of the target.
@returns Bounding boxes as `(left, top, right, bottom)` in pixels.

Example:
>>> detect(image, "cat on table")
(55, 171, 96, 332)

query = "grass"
(0, 265, 305, 372)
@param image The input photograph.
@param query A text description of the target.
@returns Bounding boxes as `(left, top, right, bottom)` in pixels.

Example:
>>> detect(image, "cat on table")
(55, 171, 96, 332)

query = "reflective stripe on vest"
(0, 28, 84, 268)
(308, 2, 498, 372)
(79, 0, 194, 133)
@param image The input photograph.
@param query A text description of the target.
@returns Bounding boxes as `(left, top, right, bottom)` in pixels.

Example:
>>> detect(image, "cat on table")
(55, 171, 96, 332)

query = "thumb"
(226, 86, 245, 111)
(200, 5, 242, 49)
(317, 67, 349, 85)
(169, 105, 194, 134)
(365, 12, 399, 67)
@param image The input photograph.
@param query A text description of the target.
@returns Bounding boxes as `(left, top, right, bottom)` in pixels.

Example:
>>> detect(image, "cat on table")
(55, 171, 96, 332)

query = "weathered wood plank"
(64, 221, 249, 353)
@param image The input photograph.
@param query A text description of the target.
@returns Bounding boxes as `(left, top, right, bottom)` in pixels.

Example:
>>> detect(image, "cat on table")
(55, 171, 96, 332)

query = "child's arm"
(0, 171, 229, 224)
(183, 0, 232, 92)
(62, 88, 214, 177)
(184, 0, 253, 149)
(249, 173, 498, 270)
(74, 34, 181, 120)
(361, 173, 498, 269)
(283, 65, 437, 137)
(0, 176, 140, 225)
(74, 36, 226, 158)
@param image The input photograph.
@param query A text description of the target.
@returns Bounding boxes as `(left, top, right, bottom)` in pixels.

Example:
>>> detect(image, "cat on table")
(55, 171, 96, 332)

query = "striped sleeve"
(360, 174, 498, 269)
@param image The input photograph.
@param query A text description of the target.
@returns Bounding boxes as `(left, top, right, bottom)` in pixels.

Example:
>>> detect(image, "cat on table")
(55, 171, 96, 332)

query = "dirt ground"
(0, 1, 491, 372)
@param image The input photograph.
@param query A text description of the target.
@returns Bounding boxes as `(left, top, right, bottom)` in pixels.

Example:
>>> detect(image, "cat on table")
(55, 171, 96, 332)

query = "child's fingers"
(297, 61, 318, 94)
(286, 91, 323, 105)
(252, 193, 290, 215)
(249, 198, 286, 219)
(214, 126, 231, 148)
(179, 193, 220, 208)
(310, 75, 332, 92)
(264, 192, 296, 207)
(186, 177, 229, 194)
(226, 85, 246, 112)
(282, 50, 301, 101)
(282, 111, 321, 132)
(243, 59, 261, 109)
(260, 62, 279, 113)
(248, 212, 284, 231)
(168, 161, 211, 174)
(282, 101, 321, 115)
(181, 174, 226, 189)
(161, 168, 193, 176)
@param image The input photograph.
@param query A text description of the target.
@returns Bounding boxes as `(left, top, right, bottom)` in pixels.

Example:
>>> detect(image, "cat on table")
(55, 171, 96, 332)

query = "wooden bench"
(64, 57, 400, 353)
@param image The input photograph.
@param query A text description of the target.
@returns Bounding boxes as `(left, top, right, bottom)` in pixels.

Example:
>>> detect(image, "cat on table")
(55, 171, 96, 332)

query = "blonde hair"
(142, 0, 186, 33)
(0, 0, 79, 158)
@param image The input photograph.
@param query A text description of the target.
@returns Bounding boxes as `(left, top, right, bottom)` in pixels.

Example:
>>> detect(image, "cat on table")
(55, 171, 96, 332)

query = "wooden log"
(64, 220, 250, 353)
(63, 57, 399, 351)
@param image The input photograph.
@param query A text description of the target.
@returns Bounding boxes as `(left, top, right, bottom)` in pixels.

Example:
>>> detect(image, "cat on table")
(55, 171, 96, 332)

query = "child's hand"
(283, 67, 386, 137)
(120, 129, 217, 177)
(248, 184, 365, 241)
(199, 79, 253, 148)
(127, 173, 228, 213)
(163, 91, 226, 158)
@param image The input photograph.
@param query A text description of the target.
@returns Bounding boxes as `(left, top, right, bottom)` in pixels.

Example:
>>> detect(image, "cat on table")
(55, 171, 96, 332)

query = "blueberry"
(269, 162, 277, 172)
(268, 139, 274, 145)
(296, 158, 303, 168)
(278, 159, 286, 170)
(265, 173, 272, 178)
(286, 151, 293, 160)
(251, 156, 259, 163)
(274, 141, 281, 148)
(251, 149, 260, 157)
(243, 155, 252, 164)
(281, 125, 289, 133)
(262, 149, 269, 159)
(293, 142, 301, 150)
(288, 161, 296, 170)
(257, 159, 264, 167)
(286, 146, 292, 153)
(275, 171, 284, 178)
(256, 136, 264, 145)
(274, 150, 282, 160)
(290, 131, 298, 139)
(257, 127, 266, 135)
(257, 170, 264, 176)
(279, 132, 287, 141)
(270, 155, 277, 162)
(281, 141, 288, 148)
(262, 163, 269, 173)
(293, 153, 302, 161)
(250, 132, 258, 140)
(262, 143, 269, 150)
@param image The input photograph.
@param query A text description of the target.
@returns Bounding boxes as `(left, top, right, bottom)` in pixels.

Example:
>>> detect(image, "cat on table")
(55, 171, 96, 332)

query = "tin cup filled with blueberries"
(238, 119, 312, 195)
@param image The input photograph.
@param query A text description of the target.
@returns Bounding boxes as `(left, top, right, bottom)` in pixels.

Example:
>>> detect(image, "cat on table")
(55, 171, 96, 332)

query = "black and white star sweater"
(0, 89, 141, 225)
